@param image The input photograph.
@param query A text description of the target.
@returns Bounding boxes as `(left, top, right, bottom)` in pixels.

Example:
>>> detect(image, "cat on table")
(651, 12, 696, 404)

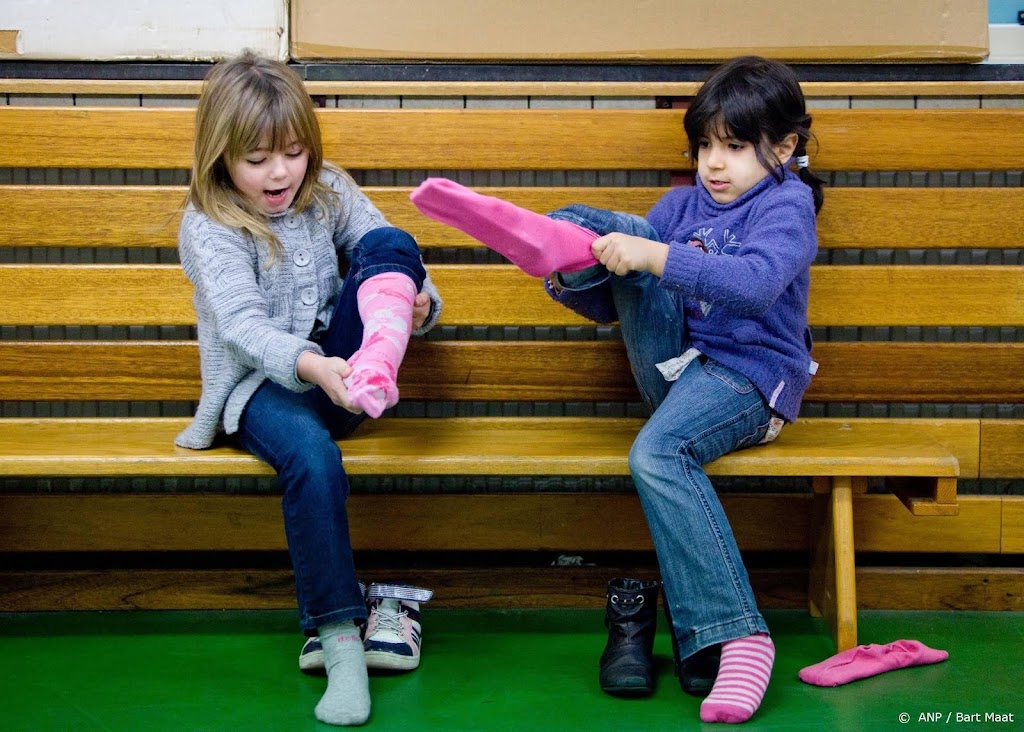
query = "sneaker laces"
(372, 601, 407, 636)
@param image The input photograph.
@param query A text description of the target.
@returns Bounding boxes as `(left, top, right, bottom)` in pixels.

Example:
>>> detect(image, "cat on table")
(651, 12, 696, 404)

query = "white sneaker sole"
(299, 650, 325, 674)
(364, 650, 420, 671)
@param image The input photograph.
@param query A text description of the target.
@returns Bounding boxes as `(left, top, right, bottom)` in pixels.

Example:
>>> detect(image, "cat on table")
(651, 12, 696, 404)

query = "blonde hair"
(187, 50, 337, 258)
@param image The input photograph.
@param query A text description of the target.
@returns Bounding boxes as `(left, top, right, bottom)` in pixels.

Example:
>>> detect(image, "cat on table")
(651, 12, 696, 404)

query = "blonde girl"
(177, 51, 441, 726)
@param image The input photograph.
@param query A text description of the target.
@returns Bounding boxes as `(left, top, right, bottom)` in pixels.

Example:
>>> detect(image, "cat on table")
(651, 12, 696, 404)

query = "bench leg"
(808, 476, 858, 652)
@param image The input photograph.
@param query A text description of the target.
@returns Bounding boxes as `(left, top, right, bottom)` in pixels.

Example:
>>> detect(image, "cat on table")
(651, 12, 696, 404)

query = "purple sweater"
(552, 171, 818, 421)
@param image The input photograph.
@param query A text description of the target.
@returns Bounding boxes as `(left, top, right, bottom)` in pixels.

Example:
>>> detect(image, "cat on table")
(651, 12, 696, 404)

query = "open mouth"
(265, 188, 289, 204)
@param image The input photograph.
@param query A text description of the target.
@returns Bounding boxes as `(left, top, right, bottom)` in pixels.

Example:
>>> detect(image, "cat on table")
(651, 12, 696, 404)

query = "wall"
(0, 0, 287, 60)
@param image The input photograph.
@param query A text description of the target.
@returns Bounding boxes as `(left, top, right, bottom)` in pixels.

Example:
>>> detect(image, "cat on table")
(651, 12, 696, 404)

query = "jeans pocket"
(701, 359, 756, 395)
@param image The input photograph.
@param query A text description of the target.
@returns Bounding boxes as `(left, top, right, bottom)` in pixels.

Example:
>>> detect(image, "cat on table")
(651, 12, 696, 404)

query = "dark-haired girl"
(410, 56, 824, 724)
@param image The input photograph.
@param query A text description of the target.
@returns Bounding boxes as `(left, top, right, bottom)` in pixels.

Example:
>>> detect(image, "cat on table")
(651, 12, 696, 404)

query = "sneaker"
(298, 636, 325, 674)
(363, 598, 423, 671)
(363, 583, 433, 672)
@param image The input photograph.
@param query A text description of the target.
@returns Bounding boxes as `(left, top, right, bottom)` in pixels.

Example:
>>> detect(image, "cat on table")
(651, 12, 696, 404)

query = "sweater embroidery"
(685, 227, 742, 319)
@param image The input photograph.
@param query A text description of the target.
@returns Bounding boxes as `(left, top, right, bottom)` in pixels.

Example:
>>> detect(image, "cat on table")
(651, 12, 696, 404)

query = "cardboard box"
(0, 0, 286, 61)
(291, 0, 988, 63)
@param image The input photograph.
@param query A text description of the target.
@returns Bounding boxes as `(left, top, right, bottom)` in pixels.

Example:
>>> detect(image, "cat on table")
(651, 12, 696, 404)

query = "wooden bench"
(1, 90, 1023, 651)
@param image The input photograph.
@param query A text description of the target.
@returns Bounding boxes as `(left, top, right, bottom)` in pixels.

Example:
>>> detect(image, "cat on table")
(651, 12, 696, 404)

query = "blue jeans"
(551, 205, 773, 659)
(238, 227, 426, 635)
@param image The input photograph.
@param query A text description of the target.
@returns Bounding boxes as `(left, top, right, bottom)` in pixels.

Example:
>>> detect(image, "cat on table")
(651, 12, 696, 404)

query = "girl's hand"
(412, 291, 431, 330)
(591, 233, 669, 277)
(297, 351, 363, 413)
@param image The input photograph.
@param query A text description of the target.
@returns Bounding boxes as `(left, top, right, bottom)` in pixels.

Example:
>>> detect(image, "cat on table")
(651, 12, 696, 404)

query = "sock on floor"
(409, 177, 599, 277)
(344, 272, 416, 418)
(314, 621, 371, 726)
(798, 639, 948, 687)
(699, 633, 775, 724)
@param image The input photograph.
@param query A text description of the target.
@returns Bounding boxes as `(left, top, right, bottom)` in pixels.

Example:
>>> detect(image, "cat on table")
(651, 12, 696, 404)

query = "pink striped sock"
(699, 633, 775, 724)
(344, 272, 416, 418)
(409, 177, 599, 277)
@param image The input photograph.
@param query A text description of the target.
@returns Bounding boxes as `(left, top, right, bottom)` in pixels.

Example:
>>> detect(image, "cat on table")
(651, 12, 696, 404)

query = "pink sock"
(798, 640, 948, 687)
(343, 272, 416, 418)
(700, 633, 774, 724)
(409, 177, 599, 277)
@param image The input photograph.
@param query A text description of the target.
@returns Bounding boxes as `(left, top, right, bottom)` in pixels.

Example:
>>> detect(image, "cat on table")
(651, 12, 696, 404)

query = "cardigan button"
(300, 287, 317, 306)
(284, 216, 301, 229)
(293, 249, 311, 267)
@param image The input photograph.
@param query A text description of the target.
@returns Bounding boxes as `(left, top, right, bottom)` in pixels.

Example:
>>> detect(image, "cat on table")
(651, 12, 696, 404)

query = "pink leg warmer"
(798, 639, 948, 687)
(343, 272, 416, 419)
(409, 177, 599, 277)
(699, 633, 775, 724)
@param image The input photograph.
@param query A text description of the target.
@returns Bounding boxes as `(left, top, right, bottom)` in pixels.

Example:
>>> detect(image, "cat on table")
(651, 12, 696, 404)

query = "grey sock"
(314, 621, 371, 726)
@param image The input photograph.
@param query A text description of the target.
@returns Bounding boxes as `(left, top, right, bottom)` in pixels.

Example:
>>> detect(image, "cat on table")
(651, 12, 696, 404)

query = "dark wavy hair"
(684, 56, 825, 213)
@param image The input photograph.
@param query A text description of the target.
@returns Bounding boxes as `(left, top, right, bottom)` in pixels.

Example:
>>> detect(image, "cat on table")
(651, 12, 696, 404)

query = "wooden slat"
(1003, 497, 1024, 553)
(6, 186, 1023, 251)
(0, 342, 203, 401)
(0, 492, 1004, 555)
(816, 188, 1024, 249)
(0, 341, 637, 403)
(853, 494, 1002, 553)
(3, 107, 1023, 171)
(813, 109, 1024, 171)
(0, 107, 688, 171)
(4, 341, 1022, 405)
(4, 78, 1024, 98)
(852, 567, 1024, 610)
(806, 343, 1024, 403)
(321, 109, 688, 170)
(980, 420, 1024, 479)
(0, 108, 196, 169)
(0, 493, 805, 553)
(0, 264, 586, 327)
(2, 264, 1022, 328)
(0, 265, 197, 326)
(1, 185, 665, 249)
(0, 416, 970, 478)
(808, 266, 1024, 327)
(2, 565, 1021, 613)
(720, 418, 974, 478)
(5, 186, 184, 247)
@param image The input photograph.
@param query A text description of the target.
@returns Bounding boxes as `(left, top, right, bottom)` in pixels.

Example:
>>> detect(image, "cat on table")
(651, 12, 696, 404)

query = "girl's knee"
(287, 439, 346, 486)
(630, 427, 676, 480)
(628, 419, 703, 485)
(627, 439, 653, 482)
(547, 203, 603, 225)
(356, 227, 424, 276)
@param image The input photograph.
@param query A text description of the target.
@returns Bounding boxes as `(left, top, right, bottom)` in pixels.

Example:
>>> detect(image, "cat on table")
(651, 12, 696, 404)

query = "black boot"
(677, 643, 721, 696)
(662, 586, 720, 696)
(599, 577, 659, 697)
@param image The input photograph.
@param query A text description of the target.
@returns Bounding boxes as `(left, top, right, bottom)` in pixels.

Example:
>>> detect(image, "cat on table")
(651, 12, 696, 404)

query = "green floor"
(1, 609, 1021, 731)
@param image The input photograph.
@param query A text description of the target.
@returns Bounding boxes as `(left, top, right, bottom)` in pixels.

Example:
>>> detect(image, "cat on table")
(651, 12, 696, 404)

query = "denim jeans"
(238, 227, 426, 635)
(551, 205, 773, 659)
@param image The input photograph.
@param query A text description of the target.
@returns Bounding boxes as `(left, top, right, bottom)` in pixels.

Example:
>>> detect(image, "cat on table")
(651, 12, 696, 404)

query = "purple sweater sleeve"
(659, 186, 817, 315)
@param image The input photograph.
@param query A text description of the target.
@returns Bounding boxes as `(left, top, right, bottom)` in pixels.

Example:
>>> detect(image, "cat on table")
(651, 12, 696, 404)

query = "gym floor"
(2, 608, 1020, 731)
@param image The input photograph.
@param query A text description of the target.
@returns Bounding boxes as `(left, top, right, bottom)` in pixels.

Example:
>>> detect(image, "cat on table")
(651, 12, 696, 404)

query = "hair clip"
(796, 155, 810, 169)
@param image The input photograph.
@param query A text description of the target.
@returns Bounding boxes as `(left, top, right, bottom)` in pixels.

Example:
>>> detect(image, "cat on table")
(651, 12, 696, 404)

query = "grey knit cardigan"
(175, 168, 442, 449)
